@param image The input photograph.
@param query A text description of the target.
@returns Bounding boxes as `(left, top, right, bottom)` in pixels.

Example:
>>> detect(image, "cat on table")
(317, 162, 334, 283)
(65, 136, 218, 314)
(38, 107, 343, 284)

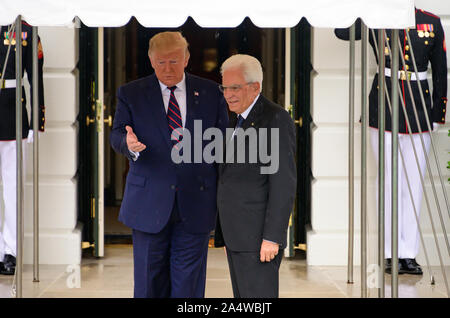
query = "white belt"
(1, 79, 24, 89)
(384, 68, 428, 81)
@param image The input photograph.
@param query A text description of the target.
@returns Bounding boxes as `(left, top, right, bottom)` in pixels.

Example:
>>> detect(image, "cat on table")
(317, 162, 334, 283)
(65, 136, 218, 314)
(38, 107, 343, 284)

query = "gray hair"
(220, 54, 263, 92)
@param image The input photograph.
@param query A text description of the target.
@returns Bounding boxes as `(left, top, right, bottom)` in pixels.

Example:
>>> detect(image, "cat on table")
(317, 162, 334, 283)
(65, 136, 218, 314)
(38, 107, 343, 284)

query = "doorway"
(77, 17, 312, 256)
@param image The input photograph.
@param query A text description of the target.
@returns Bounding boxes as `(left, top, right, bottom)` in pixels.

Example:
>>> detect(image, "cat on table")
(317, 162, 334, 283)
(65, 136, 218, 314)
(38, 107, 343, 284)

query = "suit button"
(171, 185, 175, 190)
(200, 186, 204, 191)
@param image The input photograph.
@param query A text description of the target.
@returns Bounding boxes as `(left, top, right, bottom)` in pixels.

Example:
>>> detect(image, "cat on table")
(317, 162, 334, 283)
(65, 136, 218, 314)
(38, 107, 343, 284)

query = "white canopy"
(0, 0, 415, 29)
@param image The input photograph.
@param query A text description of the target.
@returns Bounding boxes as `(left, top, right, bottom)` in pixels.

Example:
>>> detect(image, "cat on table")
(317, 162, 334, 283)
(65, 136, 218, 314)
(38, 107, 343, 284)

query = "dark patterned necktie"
(235, 115, 244, 129)
(167, 86, 183, 148)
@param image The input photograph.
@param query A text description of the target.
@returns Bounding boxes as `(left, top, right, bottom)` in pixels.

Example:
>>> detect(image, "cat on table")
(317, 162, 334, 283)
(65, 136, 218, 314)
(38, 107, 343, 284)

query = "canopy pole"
(360, 21, 369, 298)
(15, 15, 24, 299)
(372, 29, 441, 296)
(406, 30, 450, 241)
(32, 26, 40, 283)
(284, 27, 293, 258)
(390, 29, 400, 299)
(347, 22, 355, 285)
(395, 36, 449, 296)
(377, 29, 386, 298)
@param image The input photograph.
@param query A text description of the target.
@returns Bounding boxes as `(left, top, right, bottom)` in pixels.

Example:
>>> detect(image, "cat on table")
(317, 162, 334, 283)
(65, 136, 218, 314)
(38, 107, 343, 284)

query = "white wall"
(23, 26, 81, 265)
(308, 1, 450, 266)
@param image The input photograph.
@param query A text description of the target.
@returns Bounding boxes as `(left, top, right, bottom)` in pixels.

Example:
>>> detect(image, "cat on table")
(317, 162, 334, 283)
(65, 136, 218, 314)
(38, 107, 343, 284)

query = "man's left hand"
(260, 240, 279, 262)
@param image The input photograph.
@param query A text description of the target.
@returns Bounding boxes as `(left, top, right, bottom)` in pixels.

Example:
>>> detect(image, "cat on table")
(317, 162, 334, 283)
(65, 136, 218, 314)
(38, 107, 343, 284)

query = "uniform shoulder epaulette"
(418, 9, 440, 20)
(22, 21, 32, 27)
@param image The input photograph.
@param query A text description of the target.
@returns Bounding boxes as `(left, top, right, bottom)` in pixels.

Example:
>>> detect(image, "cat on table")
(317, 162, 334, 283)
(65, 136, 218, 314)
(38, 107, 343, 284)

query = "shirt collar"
(239, 93, 260, 119)
(158, 73, 186, 92)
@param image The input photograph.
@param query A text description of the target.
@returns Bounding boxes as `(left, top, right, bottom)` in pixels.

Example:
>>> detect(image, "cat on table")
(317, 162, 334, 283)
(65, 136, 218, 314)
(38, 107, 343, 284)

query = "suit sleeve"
(110, 86, 134, 160)
(430, 18, 448, 124)
(24, 31, 45, 132)
(213, 88, 228, 248)
(262, 109, 297, 248)
(217, 94, 229, 135)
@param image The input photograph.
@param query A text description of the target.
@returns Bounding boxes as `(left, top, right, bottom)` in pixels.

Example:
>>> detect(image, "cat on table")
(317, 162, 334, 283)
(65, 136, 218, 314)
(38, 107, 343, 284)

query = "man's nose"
(163, 63, 171, 72)
(223, 88, 232, 99)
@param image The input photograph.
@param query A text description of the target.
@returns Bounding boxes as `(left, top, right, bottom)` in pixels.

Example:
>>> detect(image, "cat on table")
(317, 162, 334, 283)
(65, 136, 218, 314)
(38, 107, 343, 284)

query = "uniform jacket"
(335, 9, 447, 134)
(0, 21, 45, 140)
(214, 95, 297, 252)
(110, 72, 228, 234)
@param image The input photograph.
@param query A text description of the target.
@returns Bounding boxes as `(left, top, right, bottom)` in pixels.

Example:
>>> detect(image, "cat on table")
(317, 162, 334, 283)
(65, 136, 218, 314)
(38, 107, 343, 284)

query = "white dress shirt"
(231, 93, 260, 139)
(158, 73, 187, 128)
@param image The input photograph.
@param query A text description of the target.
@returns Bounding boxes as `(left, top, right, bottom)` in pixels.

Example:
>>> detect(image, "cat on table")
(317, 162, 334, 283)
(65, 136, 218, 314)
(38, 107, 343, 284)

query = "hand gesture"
(126, 125, 146, 152)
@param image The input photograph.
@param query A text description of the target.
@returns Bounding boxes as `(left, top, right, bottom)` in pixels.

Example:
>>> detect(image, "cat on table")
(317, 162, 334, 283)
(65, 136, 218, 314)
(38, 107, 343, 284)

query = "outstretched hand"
(126, 125, 146, 152)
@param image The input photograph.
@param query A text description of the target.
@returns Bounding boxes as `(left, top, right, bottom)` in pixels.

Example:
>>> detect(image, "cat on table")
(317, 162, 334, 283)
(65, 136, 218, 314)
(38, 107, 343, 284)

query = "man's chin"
(227, 104, 241, 114)
(160, 77, 177, 87)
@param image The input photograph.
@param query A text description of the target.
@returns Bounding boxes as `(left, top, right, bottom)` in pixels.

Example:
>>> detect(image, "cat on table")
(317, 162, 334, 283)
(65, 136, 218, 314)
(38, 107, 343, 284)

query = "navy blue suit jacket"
(110, 73, 228, 234)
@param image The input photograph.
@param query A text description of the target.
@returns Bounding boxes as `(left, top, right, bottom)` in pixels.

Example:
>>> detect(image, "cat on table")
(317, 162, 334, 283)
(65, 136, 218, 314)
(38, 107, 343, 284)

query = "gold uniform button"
(425, 89, 429, 94)
(405, 55, 409, 61)
(405, 45, 409, 51)
(425, 40, 429, 45)
(405, 65, 409, 70)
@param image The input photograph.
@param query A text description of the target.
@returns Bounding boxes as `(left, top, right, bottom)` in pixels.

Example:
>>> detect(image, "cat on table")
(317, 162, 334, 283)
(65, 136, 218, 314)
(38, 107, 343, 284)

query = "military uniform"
(335, 9, 447, 275)
(0, 21, 45, 275)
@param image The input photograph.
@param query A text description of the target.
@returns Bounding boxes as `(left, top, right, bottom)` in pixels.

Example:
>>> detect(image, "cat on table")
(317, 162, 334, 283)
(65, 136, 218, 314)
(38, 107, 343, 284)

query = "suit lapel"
(221, 113, 237, 173)
(184, 73, 197, 136)
(145, 75, 172, 151)
(222, 95, 265, 172)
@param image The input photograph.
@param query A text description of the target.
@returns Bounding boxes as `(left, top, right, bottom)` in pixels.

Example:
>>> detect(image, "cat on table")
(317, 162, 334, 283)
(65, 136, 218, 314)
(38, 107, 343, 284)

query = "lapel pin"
(194, 91, 199, 96)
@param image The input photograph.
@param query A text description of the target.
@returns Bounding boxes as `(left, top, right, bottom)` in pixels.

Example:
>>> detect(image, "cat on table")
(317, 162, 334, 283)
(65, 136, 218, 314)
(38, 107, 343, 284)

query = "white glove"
(27, 130, 42, 143)
(27, 130, 34, 143)
(432, 123, 440, 132)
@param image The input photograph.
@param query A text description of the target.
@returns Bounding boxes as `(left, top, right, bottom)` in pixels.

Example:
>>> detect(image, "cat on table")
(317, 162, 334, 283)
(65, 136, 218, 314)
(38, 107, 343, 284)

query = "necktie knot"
(235, 115, 245, 129)
(167, 85, 182, 148)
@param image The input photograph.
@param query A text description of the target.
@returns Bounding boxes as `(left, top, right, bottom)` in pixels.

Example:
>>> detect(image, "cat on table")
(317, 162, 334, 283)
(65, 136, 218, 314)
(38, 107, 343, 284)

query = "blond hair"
(148, 31, 190, 57)
(220, 54, 263, 92)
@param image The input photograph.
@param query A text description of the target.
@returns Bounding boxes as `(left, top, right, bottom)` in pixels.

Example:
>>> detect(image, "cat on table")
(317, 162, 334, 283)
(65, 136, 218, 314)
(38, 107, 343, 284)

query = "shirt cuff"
(263, 239, 280, 245)
(129, 149, 140, 161)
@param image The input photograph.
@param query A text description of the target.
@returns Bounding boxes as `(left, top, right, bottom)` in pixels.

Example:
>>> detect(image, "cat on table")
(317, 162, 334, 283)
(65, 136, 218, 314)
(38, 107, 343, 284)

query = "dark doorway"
(78, 17, 311, 254)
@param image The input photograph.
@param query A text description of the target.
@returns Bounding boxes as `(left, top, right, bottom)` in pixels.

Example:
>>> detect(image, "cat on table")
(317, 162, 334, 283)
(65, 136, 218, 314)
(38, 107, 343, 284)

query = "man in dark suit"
(0, 22, 45, 275)
(214, 54, 297, 298)
(110, 31, 228, 298)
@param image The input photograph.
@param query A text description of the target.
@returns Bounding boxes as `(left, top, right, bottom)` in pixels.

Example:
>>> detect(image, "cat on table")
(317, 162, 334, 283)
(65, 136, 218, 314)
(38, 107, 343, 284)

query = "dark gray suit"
(215, 94, 297, 298)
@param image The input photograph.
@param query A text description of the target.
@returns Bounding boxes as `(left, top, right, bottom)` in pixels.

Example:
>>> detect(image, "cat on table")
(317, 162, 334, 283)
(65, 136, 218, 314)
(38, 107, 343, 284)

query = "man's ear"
(184, 51, 190, 68)
(149, 55, 155, 69)
(253, 82, 261, 94)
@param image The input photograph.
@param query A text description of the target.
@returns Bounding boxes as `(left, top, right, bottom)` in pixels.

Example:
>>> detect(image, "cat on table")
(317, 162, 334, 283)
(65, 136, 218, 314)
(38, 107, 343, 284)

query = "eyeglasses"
(218, 82, 253, 93)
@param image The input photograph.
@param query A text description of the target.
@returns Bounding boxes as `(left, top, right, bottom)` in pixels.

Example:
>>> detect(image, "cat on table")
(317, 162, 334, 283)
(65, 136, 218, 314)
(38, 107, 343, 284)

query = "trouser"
(225, 247, 284, 298)
(132, 199, 210, 298)
(369, 128, 431, 259)
(0, 140, 26, 261)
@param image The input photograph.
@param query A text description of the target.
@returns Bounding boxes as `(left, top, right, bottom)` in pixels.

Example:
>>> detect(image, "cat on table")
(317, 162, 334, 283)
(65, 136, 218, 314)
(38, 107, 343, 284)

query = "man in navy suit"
(110, 31, 228, 298)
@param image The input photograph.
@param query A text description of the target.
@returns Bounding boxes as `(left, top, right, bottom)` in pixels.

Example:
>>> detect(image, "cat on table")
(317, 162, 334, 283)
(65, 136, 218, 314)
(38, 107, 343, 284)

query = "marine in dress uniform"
(0, 21, 45, 275)
(335, 8, 447, 275)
